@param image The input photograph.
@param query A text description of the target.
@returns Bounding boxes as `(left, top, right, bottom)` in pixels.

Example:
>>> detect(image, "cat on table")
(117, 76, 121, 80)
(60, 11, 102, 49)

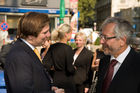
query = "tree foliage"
(78, 0, 96, 27)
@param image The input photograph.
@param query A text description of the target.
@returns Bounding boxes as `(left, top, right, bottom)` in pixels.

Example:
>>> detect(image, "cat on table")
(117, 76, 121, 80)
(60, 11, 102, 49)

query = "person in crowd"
(4, 12, 64, 93)
(95, 17, 140, 93)
(43, 24, 76, 93)
(91, 48, 105, 71)
(0, 41, 15, 70)
(130, 36, 140, 52)
(40, 37, 51, 59)
(73, 32, 93, 93)
(89, 48, 105, 93)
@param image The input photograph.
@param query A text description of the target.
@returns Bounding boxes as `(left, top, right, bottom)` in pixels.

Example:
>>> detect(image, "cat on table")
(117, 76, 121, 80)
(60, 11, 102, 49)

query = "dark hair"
(17, 12, 50, 39)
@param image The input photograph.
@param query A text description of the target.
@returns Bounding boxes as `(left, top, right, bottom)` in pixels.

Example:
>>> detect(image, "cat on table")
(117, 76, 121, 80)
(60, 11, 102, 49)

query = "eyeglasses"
(100, 34, 116, 41)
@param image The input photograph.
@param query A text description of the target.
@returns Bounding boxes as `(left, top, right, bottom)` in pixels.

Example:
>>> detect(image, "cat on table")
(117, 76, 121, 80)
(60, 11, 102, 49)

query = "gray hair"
(51, 24, 72, 41)
(101, 17, 134, 45)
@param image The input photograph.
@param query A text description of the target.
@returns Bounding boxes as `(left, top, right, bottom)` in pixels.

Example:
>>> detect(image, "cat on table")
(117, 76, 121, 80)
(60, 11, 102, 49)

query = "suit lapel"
(101, 56, 111, 79)
(16, 39, 52, 81)
(108, 48, 135, 92)
(17, 39, 43, 67)
(74, 47, 86, 65)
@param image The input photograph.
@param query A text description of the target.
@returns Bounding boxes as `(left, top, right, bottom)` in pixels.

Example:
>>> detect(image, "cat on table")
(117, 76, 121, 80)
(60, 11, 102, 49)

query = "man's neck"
(113, 45, 128, 58)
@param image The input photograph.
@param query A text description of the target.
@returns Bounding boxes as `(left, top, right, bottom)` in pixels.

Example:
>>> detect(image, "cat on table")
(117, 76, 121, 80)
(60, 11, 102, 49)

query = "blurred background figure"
(43, 24, 76, 93)
(91, 48, 105, 71)
(0, 40, 15, 70)
(89, 48, 105, 93)
(40, 37, 51, 59)
(73, 32, 93, 93)
(0, 31, 12, 51)
(130, 36, 140, 52)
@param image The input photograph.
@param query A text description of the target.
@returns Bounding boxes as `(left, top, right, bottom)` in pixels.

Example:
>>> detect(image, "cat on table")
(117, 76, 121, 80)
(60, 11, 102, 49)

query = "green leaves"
(78, 0, 96, 27)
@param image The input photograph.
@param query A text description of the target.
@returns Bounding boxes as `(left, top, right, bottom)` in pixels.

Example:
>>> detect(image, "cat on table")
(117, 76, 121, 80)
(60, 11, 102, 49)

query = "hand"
(54, 88, 65, 93)
(52, 86, 58, 91)
(84, 88, 89, 93)
(74, 66, 77, 70)
(94, 59, 100, 65)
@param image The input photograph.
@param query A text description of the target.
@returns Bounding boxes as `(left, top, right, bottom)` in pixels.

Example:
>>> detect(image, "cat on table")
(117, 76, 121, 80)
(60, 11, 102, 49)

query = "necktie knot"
(110, 59, 118, 67)
(34, 48, 42, 62)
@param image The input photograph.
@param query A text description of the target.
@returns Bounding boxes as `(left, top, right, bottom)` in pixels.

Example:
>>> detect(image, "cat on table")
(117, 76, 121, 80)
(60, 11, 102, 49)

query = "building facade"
(0, 0, 71, 34)
(95, 0, 140, 32)
(0, 0, 72, 49)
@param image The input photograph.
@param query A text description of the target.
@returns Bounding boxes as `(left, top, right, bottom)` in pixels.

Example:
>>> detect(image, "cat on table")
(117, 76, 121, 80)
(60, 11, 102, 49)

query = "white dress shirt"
(111, 46, 131, 79)
(21, 38, 35, 50)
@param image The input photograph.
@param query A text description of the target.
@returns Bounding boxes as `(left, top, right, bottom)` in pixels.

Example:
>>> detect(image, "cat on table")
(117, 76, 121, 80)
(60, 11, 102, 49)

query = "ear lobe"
(28, 35, 34, 40)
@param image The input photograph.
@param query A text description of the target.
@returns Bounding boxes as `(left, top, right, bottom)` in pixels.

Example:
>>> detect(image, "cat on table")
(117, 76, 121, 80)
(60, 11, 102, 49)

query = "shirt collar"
(111, 46, 131, 64)
(21, 38, 35, 50)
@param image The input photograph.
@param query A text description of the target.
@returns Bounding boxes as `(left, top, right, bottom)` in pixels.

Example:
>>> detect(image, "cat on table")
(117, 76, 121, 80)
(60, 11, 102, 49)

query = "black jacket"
(96, 48, 140, 93)
(4, 38, 54, 93)
(73, 47, 93, 87)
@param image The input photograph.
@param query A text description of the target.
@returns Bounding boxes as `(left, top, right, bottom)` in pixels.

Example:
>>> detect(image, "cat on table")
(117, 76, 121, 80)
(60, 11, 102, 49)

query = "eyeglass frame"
(99, 34, 117, 41)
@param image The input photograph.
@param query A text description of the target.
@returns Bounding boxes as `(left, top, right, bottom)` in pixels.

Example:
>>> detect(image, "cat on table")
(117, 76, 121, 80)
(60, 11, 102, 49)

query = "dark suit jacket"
(73, 47, 93, 87)
(4, 38, 54, 93)
(96, 48, 140, 93)
(0, 42, 14, 69)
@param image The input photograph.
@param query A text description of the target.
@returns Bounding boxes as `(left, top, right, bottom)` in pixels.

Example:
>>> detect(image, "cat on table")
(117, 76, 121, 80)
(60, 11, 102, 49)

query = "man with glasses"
(95, 17, 140, 93)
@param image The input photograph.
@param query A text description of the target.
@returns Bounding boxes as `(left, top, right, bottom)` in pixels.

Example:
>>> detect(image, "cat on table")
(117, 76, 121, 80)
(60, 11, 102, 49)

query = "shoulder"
(83, 47, 93, 55)
(8, 39, 29, 57)
(129, 48, 140, 58)
(131, 49, 140, 63)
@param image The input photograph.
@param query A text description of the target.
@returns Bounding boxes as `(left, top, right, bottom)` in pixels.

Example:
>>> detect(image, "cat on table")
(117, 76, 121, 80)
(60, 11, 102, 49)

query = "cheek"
(46, 32, 51, 37)
(107, 42, 120, 52)
(75, 41, 79, 45)
(77, 42, 83, 46)
(42, 34, 47, 39)
(38, 35, 46, 42)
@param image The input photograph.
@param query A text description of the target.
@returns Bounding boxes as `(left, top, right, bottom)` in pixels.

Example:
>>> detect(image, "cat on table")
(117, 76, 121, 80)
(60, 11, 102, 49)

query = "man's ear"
(28, 35, 33, 40)
(120, 37, 127, 46)
(27, 35, 36, 41)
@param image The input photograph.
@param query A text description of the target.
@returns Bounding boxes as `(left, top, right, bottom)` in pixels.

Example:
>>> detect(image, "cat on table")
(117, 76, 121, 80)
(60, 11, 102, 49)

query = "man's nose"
(47, 31, 51, 37)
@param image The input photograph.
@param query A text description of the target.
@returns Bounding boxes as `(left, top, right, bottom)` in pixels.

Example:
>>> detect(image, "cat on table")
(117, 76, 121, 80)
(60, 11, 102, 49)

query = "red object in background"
(3, 39, 5, 45)
(70, 0, 78, 2)
(0, 22, 9, 31)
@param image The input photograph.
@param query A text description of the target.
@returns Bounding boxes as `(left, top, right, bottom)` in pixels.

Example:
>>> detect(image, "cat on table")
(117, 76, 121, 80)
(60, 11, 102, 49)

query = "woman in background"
(73, 32, 93, 93)
(40, 37, 51, 59)
(43, 24, 76, 93)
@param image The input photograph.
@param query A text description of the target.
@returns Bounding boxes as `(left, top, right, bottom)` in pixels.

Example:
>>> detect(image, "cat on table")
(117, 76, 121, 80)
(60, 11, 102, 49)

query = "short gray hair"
(101, 17, 134, 45)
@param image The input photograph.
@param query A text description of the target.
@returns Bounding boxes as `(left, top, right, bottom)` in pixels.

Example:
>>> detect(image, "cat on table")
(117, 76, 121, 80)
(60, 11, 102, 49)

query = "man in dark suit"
(95, 17, 140, 93)
(4, 12, 64, 93)
(0, 41, 15, 69)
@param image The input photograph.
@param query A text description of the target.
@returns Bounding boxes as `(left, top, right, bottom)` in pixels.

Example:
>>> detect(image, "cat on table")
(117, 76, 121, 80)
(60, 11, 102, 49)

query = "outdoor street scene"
(0, 0, 140, 93)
